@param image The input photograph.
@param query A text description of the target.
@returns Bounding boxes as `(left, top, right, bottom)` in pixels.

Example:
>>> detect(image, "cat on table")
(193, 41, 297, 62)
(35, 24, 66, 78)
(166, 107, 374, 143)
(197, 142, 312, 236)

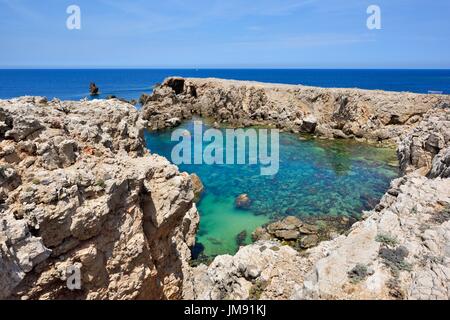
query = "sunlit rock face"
(141, 77, 450, 146)
(0, 97, 199, 300)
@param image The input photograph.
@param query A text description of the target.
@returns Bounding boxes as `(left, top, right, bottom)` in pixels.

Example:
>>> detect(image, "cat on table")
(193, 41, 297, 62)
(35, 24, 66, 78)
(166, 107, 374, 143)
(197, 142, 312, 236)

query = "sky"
(0, 0, 449, 68)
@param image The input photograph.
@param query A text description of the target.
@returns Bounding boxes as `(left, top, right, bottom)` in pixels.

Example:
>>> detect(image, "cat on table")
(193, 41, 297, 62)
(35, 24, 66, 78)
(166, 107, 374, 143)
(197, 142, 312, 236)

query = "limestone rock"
(141, 77, 450, 145)
(0, 97, 199, 300)
(190, 173, 204, 202)
(300, 115, 317, 133)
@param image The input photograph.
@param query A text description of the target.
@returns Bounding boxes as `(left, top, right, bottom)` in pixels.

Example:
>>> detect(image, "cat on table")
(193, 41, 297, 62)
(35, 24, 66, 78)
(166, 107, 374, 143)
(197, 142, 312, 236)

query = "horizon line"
(1, 66, 450, 70)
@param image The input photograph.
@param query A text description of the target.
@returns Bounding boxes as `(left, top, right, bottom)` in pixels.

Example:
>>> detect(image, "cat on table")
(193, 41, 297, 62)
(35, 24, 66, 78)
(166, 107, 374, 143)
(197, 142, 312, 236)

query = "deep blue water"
(0, 69, 449, 101)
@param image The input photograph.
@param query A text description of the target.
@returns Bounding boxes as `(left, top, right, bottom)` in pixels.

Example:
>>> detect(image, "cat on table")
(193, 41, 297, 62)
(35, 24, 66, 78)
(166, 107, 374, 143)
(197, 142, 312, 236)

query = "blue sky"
(0, 0, 449, 68)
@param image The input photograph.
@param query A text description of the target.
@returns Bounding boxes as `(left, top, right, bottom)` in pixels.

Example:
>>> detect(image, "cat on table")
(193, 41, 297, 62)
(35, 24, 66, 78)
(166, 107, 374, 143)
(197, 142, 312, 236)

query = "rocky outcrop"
(0, 97, 199, 300)
(89, 83, 99, 96)
(183, 241, 304, 300)
(398, 106, 449, 177)
(141, 77, 450, 145)
(252, 215, 356, 250)
(189, 173, 204, 202)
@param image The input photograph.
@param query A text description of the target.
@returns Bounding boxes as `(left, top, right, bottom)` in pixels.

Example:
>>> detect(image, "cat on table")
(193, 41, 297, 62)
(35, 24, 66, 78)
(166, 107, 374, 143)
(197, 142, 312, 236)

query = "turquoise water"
(145, 119, 399, 257)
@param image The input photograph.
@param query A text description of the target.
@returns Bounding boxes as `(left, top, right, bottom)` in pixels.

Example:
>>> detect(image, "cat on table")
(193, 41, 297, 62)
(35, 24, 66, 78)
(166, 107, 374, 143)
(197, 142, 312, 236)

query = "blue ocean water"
(0, 69, 449, 101)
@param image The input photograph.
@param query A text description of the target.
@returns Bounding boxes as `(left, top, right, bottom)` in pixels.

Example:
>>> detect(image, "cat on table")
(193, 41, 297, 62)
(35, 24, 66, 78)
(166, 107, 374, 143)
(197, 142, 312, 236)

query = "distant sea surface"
(0, 69, 449, 101)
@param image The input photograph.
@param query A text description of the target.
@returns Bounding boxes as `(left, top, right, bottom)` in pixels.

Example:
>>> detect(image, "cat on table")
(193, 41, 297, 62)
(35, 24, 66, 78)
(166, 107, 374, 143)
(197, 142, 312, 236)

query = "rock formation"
(189, 173, 204, 202)
(89, 83, 99, 96)
(235, 194, 251, 209)
(141, 77, 450, 145)
(252, 215, 356, 250)
(0, 96, 199, 300)
(183, 99, 450, 300)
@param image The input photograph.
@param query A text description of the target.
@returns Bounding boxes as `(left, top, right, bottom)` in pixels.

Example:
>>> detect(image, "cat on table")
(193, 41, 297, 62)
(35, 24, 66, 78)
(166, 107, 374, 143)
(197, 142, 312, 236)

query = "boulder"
(300, 115, 318, 133)
(235, 230, 247, 247)
(166, 117, 181, 127)
(235, 194, 252, 209)
(299, 234, 319, 249)
(190, 173, 204, 202)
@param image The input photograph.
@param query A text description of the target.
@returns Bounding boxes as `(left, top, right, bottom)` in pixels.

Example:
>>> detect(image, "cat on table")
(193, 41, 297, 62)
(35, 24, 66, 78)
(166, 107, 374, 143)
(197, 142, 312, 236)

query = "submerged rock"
(235, 230, 247, 247)
(252, 215, 343, 249)
(235, 194, 252, 209)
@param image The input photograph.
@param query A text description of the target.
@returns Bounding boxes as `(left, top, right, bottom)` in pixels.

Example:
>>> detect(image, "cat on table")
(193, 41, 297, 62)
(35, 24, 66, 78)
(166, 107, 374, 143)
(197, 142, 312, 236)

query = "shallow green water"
(145, 119, 399, 257)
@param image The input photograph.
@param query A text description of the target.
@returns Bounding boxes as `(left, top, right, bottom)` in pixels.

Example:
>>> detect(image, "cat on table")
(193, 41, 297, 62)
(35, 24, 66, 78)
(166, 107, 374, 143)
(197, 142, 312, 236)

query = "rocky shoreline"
(1, 77, 449, 300)
(0, 97, 199, 299)
(141, 77, 449, 147)
(141, 77, 449, 300)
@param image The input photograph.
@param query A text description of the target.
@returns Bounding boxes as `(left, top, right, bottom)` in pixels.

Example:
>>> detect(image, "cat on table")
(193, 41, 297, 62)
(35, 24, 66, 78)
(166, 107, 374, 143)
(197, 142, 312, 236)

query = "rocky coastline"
(141, 77, 449, 300)
(0, 97, 199, 299)
(1, 77, 449, 300)
(141, 77, 449, 146)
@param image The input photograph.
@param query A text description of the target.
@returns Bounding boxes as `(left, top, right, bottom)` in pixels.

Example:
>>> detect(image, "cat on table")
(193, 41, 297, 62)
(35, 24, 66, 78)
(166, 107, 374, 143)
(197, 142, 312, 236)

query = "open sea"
(0, 69, 449, 101)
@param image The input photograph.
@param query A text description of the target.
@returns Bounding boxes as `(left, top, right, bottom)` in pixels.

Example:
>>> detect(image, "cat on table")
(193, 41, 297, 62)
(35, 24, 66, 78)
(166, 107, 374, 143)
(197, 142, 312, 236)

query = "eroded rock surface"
(142, 77, 450, 145)
(398, 106, 450, 177)
(252, 215, 356, 250)
(0, 97, 199, 300)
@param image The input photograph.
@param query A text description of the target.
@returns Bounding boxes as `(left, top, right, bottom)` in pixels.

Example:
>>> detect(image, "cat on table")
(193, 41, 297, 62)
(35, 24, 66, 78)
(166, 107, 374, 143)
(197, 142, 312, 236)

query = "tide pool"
(145, 119, 399, 258)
